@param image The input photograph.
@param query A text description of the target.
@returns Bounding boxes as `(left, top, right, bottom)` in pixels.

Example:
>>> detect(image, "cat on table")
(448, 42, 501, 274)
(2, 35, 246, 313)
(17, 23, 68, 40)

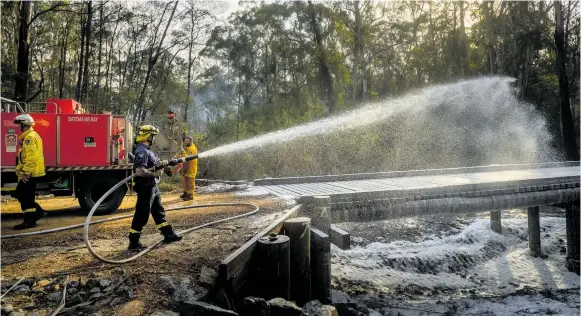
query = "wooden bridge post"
(565, 200, 580, 274)
(308, 196, 332, 234)
(527, 206, 541, 257)
(310, 227, 331, 304)
(490, 210, 502, 234)
(256, 234, 291, 300)
(283, 217, 312, 305)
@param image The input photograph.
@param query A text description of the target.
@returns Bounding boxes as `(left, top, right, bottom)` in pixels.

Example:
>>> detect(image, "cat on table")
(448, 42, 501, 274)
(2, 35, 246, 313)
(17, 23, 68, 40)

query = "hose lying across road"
(1, 173, 260, 265)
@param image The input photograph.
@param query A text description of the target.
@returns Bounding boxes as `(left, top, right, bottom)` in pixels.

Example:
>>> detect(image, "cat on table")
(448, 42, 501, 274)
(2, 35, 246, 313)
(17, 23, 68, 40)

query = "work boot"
(13, 213, 37, 230)
(159, 225, 182, 244)
(128, 232, 146, 251)
(182, 194, 193, 201)
(179, 192, 186, 199)
(34, 204, 47, 221)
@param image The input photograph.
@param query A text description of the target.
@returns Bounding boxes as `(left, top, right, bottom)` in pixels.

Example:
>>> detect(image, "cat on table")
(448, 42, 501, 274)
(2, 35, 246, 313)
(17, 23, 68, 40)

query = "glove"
(163, 167, 172, 177)
(159, 160, 169, 168)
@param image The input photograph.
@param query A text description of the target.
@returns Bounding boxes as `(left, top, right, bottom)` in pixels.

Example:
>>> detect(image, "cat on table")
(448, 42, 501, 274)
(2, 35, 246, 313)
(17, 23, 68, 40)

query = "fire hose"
(2, 155, 261, 265)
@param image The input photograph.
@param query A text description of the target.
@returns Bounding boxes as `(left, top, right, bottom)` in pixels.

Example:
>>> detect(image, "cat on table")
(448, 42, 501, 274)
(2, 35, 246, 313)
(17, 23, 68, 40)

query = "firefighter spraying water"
(0, 98, 260, 265)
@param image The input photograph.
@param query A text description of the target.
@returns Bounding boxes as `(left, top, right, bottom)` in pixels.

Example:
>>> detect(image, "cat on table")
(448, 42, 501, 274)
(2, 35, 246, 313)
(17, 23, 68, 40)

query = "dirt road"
(1, 190, 288, 315)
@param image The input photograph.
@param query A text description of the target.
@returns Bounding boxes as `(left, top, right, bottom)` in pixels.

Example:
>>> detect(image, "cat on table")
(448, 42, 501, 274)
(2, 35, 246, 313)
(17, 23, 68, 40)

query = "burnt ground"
(0, 189, 287, 315)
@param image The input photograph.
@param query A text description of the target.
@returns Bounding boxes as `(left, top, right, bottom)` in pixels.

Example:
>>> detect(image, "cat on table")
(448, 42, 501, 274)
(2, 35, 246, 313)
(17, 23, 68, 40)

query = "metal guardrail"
(254, 161, 581, 186)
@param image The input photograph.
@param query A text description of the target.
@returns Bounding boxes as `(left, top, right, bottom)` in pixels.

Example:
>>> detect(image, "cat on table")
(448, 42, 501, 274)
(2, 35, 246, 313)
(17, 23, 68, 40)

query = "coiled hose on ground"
(2, 170, 260, 265)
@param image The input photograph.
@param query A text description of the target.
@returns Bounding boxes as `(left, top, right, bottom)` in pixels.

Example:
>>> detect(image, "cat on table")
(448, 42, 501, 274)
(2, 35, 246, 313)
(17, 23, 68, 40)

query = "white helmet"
(13, 114, 35, 126)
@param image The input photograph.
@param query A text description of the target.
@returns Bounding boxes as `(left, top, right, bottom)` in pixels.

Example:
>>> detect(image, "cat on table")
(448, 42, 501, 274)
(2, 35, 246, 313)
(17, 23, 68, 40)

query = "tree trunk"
(136, 1, 179, 121)
(81, 1, 92, 107)
(485, 2, 497, 74)
(14, 1, 33, 102)
(307, 1, 335, 112)
(554, 1, 580, 160)
(59, 18, 70, 99)
(95, 2, 103, 105)
(352, 1, 361, 102)
(75, 3, 86, 101)
(459, 1, 468, 77)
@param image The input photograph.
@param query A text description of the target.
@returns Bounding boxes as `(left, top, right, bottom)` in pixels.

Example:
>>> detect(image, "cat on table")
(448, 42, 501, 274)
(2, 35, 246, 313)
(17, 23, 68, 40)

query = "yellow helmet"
(136, 125, 160, 143)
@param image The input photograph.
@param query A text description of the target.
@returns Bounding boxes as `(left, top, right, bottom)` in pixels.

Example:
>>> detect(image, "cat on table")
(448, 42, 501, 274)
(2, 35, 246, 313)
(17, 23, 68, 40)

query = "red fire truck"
(1, 98, 183, 214)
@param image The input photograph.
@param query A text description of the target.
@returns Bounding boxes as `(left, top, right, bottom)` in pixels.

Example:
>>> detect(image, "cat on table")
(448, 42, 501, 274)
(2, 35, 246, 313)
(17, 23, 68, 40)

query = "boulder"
(301, 300, 338, 316)
(267, 298, 301, 316)
(199, 267, 217, 288)
(237, 297, 269, 316)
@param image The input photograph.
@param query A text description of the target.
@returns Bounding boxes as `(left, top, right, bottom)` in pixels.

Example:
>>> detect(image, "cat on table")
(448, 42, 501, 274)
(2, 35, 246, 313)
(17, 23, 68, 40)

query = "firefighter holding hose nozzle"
(129, 125, 182, 251)
(12, 114, 47, 230)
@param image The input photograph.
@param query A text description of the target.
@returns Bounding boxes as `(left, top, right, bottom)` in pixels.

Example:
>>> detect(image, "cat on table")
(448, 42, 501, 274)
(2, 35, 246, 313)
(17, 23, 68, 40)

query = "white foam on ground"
(332, 216, 579, 304)
(236, 185, 271, 196)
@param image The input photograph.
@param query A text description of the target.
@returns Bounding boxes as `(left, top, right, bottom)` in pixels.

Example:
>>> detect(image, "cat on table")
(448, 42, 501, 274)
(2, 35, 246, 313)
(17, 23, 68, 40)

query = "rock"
(89, 293, 104, 301)
(199, 266, 218, 287)
(11, 311, 25, 316)
(150, 311, 179, 316)
(117, 300, 145, 316)
(47, 292, 62, 302)
(90, 287, 101, 294)
(238, 297, 269, 316)
(157, 276, 206, 304)
(267, 298, 301, 316)
(367, 309, 382, 316)
(25, 312, 39, 316)
(99, 279, 112, 289)
(21, 279, 34, 287)
(330, 290, 353, 304)
(78, 291, 87, 298)
(331, 303, 366, 316)
(180, 301, 238, 316)
(13, 285, 30, 293)
(1, 304, 14, 314)
(85, 279, 100, 289)
(157, 276, 177, 294)
(301, 301, 338, 316)
(36, 280, 50, 287)
(88, 313, 103, 316)
(68, 287, 79, 295)
(67, 293, 84, 306)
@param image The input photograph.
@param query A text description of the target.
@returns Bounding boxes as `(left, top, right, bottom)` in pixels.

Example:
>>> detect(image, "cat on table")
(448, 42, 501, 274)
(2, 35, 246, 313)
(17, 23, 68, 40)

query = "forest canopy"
(2, 1, 579, 169)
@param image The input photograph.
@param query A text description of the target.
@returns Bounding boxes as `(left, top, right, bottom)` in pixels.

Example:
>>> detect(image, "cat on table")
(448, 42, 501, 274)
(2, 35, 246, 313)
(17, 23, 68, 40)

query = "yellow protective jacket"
(16, 129, 46, 180)
(181, 144, 198, 178)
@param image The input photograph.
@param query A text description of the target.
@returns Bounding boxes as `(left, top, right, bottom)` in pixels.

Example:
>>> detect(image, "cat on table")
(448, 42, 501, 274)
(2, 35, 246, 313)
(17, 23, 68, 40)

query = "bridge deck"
(260, 165, 580, 200)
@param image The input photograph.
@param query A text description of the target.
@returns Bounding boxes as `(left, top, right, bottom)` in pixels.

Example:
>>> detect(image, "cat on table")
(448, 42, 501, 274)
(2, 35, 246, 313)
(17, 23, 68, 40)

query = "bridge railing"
(254, 161, 580, 186)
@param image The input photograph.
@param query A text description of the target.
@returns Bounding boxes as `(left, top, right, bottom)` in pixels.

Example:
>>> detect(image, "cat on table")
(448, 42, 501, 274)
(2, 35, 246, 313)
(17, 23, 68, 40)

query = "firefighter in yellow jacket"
(13, 114, 47, 230)
(180, 135, 198, 201)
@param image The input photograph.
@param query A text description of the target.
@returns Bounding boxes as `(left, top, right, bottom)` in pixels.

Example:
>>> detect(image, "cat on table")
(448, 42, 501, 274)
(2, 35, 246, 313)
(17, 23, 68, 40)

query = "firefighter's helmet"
(136, 125, 160, 143)
(13, 114, 35, 126)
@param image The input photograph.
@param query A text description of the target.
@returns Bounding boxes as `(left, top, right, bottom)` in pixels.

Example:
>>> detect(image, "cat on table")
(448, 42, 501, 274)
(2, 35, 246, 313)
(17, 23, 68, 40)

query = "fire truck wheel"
(78, 176, 126, 215)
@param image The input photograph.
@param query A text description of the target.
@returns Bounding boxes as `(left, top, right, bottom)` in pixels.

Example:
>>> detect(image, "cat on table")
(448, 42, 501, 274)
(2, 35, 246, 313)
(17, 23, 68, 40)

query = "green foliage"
(1, 1, 579, 179)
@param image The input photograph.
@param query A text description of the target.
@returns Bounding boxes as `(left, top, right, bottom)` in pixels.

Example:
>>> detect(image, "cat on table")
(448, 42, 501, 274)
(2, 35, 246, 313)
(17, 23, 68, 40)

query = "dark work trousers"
(130, 185, 167, 232)
(15, 177, 43, 215)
